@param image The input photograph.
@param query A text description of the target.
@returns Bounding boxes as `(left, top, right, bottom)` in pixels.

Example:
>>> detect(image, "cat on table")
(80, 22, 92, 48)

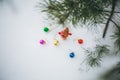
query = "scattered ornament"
(43, 27, 49, 32)
(78, 39, 83, 44)
(54, 40, 59, 46)
(39, 39, 46, 45)
(69, 52, 75, 58)
(58, 27, 72, 40)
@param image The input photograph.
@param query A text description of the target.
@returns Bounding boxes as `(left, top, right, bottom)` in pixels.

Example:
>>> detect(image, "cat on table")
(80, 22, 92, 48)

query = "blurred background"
(0, 0, 120, 80)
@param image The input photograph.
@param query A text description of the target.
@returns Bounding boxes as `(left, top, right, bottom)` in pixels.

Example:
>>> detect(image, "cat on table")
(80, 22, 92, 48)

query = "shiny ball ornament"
(54, 40, 59, 46)
(69, 52, 75, 58)
(78, 39, 83, 44)
(43, 27, 49, 32)
(39, 39, 45, 45)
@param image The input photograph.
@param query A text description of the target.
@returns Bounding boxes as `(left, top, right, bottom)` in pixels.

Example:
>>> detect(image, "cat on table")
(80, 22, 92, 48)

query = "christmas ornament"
(54, 40, 59, 46)
(43, 27, 49, 32)
(78, 39, 83, 44)
(69, 52, 75, 58)
(58, 27, 72, 40)
(39, 39, 45, 45)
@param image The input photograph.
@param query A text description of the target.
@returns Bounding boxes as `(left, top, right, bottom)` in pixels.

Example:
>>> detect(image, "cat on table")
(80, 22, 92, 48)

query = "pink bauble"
(39, 39, 45, 45)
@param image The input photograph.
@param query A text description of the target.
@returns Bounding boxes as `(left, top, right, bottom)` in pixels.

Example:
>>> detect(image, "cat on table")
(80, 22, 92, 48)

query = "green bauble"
(43, 27, 49, 32)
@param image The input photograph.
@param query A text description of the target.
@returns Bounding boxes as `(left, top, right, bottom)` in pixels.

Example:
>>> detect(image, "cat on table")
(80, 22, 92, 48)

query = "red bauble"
(78, 39, 83, 44)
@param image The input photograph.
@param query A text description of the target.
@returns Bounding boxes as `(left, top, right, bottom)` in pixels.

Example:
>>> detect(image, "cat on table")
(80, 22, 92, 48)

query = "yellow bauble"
(54, 40, 59, 46)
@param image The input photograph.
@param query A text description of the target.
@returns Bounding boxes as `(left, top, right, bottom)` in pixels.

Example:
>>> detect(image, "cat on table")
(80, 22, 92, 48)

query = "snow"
(0, 0, 119, 80)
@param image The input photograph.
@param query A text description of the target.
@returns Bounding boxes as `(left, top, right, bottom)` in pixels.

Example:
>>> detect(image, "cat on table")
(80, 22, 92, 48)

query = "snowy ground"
(0, 0, 119, 80)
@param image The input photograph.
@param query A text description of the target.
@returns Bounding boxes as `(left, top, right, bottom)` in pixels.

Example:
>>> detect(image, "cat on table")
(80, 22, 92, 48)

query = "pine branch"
(103, 0, 118, 38)
(87, 53, 102, 67)
(111, 26, 120, 52)
(110, 19, 120, 29)
(96, 45, 110, 57)
(39, 0, 113, 26)
(100, 62, 120, 80)
(102, 15, 120, 29)
(39, 0, 120, 39)
(102, 10, 120, 13)
(84, 45, 110, 67)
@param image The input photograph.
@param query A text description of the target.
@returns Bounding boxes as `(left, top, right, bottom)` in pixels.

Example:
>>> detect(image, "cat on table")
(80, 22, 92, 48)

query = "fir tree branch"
(39, 0, 113, 26)
(100, 62, 120, 80)
(102, 15, 120, 29)
(111, 26, 120, 52)
(110, 19, 120, 29)
(102, 10, 120, 13)
(103, 0, 118, 38)
(84, 45, 109, 67)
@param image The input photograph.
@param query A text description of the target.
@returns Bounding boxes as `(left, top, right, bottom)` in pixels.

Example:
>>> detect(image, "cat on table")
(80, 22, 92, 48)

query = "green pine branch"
(103, 0, 118, 38)
(38, 0, 111, 25)
(38, 0, 120, 38)
(84, 44, 110, 67)
(100, 62, 120, 80)
(111, 26, 120, 52)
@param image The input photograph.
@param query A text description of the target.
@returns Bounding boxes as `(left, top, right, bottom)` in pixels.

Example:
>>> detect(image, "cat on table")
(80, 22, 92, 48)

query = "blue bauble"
(69, 52, 75, 58)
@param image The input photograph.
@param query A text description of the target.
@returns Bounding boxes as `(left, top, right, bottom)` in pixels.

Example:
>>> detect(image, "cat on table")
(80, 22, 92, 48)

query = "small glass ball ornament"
(69, 52, 75, 58)
(43, 27, 49, 32)
(78, 39, 83, 44)
(54, 40, 59, 46)
(39, 39, 45, 45)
